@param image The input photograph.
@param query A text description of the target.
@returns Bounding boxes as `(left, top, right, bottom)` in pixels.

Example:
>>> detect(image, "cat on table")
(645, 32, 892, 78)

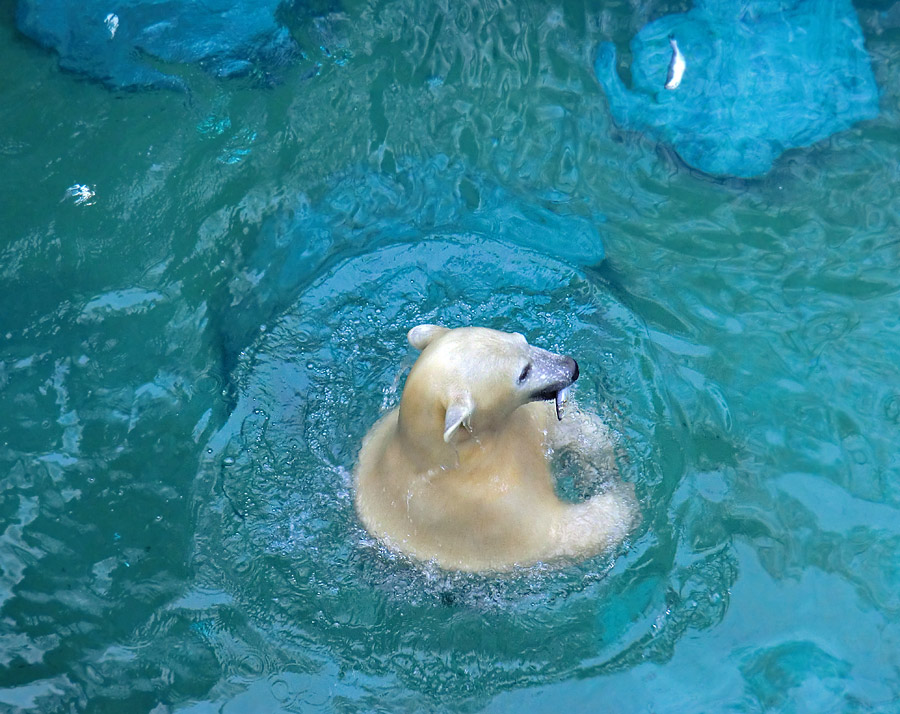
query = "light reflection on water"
(0, 0, 899, 712)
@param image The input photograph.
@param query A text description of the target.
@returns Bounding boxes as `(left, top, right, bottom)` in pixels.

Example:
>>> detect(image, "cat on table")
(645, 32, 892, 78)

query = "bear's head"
(399, 325, 579, 444)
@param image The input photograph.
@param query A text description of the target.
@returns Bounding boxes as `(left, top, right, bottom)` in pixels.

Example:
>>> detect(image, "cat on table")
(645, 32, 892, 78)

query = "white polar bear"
(354, 325, 638, 572)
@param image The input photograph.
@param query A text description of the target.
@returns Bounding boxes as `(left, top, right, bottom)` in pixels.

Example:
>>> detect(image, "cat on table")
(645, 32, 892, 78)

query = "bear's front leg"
(550, 484, 638, 561)
(549, 402, 619, 483)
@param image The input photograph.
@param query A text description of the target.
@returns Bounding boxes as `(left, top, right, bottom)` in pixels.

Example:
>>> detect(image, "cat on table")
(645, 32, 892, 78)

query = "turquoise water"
(2, 0, 900, 711)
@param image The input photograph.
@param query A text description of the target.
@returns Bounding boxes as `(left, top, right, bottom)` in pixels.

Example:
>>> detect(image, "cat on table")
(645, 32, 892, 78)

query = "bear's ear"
(407, 324, 449, 351)
(443, 394, 475, 443)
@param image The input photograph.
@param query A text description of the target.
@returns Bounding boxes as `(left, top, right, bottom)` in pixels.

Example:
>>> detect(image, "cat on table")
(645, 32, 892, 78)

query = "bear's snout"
(567, 357, 579, 383)
(526, 351, 579, 405)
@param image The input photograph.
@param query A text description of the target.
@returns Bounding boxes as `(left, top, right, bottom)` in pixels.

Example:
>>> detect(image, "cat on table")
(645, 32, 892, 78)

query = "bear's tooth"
(555, 387, 569, 420)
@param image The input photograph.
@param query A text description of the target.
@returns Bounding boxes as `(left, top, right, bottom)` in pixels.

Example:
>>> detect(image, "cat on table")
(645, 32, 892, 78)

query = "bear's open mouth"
(531, 384, 572, 420)
(527, 355, 578, 420)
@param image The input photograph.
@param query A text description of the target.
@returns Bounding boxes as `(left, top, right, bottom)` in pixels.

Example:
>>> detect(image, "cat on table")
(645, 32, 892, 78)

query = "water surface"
(2, 0, 900, 712)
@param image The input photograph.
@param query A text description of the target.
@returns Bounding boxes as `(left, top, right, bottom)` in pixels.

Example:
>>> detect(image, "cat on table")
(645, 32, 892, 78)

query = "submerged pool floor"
(1, 0, 900, 712)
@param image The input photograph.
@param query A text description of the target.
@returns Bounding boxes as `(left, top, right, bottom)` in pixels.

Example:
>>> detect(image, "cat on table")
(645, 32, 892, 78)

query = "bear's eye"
(517, 364, 531, 383)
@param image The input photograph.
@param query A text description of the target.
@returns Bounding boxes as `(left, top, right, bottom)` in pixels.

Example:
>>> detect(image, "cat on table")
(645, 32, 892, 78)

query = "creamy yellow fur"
(354, 326, 637, 572)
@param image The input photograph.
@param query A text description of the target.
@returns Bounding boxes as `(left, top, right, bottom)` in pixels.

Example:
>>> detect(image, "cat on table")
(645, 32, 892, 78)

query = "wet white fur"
(354, 326, 637, 572)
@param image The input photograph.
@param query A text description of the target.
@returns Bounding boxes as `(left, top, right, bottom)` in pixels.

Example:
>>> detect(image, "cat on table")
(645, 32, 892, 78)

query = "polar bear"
(354, 325, 637, 572)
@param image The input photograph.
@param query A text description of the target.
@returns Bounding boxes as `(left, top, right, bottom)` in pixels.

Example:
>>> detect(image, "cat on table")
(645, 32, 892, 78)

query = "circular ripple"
(192, 234, 681, 703)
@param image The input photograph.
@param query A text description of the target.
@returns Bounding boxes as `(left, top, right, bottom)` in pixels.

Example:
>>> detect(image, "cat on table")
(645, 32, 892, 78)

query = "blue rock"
(16, 0, 299, 89)
(594, 0, 880, 177)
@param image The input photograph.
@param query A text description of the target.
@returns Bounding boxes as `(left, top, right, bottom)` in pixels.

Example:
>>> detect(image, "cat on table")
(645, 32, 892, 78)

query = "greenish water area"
(2, 0, 900, 710)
